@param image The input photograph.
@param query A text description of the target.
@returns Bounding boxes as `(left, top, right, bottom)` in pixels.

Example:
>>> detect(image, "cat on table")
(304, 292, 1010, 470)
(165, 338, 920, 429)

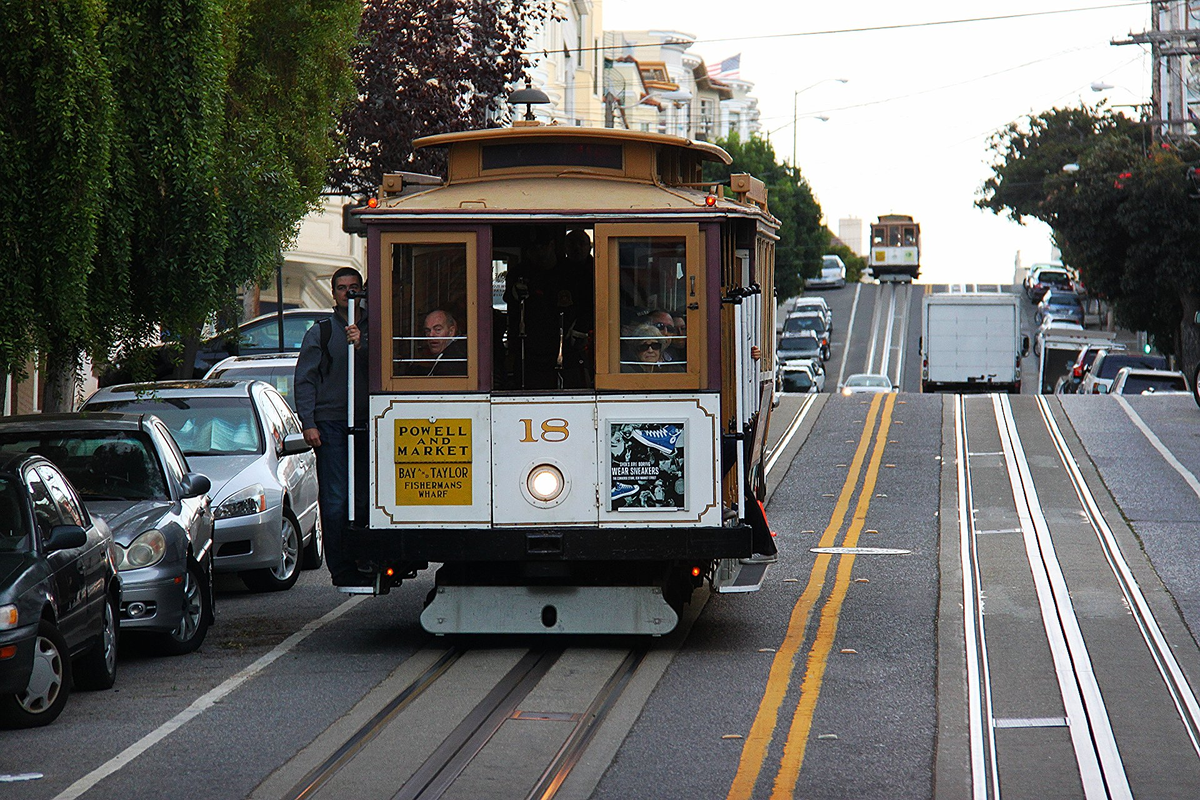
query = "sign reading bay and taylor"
(394, 419, 472, 505)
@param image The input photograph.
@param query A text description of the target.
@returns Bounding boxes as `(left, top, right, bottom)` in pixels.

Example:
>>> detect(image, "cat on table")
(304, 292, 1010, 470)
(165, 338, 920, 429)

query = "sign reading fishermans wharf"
(394, 419, 472, 505)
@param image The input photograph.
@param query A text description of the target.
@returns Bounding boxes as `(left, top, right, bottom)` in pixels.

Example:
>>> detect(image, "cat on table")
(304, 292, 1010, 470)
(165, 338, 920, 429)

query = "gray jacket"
(294, 311, 368, 429)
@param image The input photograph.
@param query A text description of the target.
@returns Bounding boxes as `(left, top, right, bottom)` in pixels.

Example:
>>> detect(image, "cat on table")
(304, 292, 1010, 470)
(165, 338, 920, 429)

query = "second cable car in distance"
(344, 120, 781, 635)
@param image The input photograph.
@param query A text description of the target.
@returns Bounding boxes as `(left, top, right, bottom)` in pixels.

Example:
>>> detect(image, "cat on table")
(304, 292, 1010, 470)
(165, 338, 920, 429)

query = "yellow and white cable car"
(345, 123, 780, 635)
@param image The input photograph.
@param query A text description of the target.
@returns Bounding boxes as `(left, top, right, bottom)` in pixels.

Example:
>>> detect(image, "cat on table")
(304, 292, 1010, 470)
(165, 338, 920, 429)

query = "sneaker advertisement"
(609, 422, 685, 511)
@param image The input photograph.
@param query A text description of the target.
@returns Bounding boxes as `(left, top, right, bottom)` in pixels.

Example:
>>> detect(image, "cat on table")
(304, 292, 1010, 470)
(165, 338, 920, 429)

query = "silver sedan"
(83, 380, 321, 592)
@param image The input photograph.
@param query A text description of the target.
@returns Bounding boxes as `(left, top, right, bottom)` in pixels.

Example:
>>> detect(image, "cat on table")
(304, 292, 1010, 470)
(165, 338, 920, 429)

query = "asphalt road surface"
(6, 284, 1200, 799)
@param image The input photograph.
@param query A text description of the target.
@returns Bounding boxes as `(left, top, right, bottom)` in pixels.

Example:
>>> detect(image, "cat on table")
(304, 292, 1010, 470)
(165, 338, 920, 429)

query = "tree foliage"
(329, 0, 553, 192)
(705, 133, 828, 299)
(0, 0, 113, 402)
(979, 105, 1200, 372)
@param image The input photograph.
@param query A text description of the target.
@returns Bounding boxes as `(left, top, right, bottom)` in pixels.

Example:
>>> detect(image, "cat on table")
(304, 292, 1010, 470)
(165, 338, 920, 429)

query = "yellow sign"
(394, 419, 472, 505)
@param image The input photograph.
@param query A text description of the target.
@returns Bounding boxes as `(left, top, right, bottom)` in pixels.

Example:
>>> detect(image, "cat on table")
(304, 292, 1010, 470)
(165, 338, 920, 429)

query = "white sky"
(602, 0, 1153, 284)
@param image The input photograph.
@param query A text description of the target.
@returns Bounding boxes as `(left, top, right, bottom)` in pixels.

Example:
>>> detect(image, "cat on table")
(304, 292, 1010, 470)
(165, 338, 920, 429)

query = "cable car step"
(712, 557, 769, 593)
(420, 584, 679, 635)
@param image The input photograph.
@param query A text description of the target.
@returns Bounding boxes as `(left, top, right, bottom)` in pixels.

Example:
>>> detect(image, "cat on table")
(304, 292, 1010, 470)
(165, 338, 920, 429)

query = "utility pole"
(1112, 1, 1200, 142)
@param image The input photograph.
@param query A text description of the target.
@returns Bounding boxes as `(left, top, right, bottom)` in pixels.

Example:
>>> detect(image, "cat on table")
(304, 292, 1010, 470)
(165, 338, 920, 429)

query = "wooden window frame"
(378, 231, 478, 393)
(594, 222, 705, 391)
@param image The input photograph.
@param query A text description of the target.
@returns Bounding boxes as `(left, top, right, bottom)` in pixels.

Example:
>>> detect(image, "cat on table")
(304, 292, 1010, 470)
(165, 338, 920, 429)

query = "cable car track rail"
(281, 644, 649, 800)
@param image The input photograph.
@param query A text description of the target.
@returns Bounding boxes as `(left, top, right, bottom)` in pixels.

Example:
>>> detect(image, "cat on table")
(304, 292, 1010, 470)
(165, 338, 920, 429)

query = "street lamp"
(793, 78, 847, 167)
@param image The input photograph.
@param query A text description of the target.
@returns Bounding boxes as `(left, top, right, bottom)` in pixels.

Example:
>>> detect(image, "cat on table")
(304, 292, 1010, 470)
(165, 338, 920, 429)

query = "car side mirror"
(282, 432, 312, 456)
(1021, 336, 1031, 357)
(181, 472, 211, 499)
(46, 524, 87, 552)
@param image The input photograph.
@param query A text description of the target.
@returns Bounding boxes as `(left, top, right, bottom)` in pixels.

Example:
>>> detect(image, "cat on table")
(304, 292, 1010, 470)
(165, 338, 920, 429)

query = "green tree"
(98, 0, 361, 380)
(979, 105, 1200, 374)
(704, 133, 827, 299)
(0, 0, 113, 411)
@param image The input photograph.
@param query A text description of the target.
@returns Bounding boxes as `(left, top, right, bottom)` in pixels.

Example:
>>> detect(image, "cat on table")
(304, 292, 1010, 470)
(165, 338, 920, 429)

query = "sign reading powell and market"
(394, 419, 472, 505)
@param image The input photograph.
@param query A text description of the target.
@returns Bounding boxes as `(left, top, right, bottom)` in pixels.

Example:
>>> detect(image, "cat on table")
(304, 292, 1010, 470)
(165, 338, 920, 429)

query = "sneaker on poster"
(611, 482, 638, 500)
(632, 425, 681, 455)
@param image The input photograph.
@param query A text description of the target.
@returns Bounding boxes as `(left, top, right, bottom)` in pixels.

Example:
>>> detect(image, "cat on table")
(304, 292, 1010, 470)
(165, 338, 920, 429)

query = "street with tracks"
(5, 283, 1200, 799)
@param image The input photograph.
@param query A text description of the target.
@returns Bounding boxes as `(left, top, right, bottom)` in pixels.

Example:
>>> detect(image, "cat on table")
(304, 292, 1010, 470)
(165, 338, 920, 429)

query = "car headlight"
(527, 465, 565, 502)
(119, 529, 167, 571)
(214, 483, 267, 519)
(842, 387, 853, 396)
(0, 604, 17, 631)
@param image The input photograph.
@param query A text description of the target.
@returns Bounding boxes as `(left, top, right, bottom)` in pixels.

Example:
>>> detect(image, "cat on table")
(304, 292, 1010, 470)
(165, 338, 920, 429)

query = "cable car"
(869, 214, 920, 281)
(342, 122, 781, 635)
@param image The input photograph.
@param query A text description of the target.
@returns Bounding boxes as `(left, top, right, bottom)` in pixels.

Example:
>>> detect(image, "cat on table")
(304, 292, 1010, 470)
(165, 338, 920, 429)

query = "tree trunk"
(42, 346, 80, 413)
(1180, 289, 1200, 380)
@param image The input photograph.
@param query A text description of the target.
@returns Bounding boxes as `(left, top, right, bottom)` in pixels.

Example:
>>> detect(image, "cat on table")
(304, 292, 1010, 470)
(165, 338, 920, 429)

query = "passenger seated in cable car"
(621, 323, 683, 373)
(414, 308, 467, 376)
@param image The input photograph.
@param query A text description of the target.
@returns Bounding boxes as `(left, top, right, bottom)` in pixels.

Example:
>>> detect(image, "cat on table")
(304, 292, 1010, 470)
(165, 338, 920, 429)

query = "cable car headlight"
(527, 465, 565, 502)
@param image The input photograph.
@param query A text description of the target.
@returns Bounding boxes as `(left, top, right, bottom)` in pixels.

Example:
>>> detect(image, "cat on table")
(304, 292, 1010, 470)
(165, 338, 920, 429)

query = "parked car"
(777, 356, 825, 394)
(790, 296, 833, 333)
(1079, 351, 1169, 395)
(806, 255, 847, 289)
(98, 309, 331, 386)
(1035, 289, 1085, 327)
(1109, 368, 1190, 396)
(840, 373, 895, 395)
(781, 313, 830, 360)
(777, 329, 825, 364)
(205, 353, 301, 411)
(1064, 342, 1127, 394)
(0, 414, 214, 655)
(82, 380, 322, 592)
(0, 453, 120, 728)
(1024, 264, 1074, 302)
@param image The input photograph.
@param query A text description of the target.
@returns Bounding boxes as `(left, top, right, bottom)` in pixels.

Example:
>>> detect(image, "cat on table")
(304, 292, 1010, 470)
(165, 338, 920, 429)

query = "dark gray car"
(0, 413, 215, 655)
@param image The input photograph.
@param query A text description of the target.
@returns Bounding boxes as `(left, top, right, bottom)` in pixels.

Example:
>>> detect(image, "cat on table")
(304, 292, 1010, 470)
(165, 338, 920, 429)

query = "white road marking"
(765, 394, 818, 476)
(836, 283, 863, 389)
(1114, 396, 1200, 501)
(53, 596, 366, 800)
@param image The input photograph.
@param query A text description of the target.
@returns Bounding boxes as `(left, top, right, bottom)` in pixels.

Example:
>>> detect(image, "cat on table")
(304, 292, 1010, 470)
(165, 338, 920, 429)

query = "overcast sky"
(602, 0, 1154, 284)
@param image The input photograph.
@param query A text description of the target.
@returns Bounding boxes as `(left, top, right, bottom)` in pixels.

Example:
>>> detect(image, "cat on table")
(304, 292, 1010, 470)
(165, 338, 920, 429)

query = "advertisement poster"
(609, 422, 686, 511)
(394, 419, 472, 505)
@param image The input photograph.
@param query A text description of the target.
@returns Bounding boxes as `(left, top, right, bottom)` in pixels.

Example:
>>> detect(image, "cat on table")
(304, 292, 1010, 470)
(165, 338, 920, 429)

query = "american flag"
(707, 54, 741, 81)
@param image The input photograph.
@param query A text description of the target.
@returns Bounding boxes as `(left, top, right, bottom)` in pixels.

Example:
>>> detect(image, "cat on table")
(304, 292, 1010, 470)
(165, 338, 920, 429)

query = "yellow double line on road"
(728, 392, 897, 800)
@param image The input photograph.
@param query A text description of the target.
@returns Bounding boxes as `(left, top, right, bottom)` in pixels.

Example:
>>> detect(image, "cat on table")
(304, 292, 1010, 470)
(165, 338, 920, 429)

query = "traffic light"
(1187, 166, 1200, 200)
(342, 200, 370, 237)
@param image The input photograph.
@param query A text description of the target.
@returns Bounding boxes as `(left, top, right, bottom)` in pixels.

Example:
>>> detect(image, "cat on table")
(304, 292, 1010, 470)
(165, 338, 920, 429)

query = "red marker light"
(705, 194, 717, 207)
(385, 567, 395, 577)
(367, 196, 379, 208)
(692, 566, 702, 577)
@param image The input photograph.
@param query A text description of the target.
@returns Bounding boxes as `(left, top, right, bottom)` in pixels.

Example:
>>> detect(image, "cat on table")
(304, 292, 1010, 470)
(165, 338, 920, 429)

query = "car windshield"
(86, 396, 263, 456)
(783, 316, 824, 333)
(848, 375, 890, 388)
(0, 476, 31, 553)
(779, 337, 820, 356)
(1121, 375, 1187, 394)
(0, 431, 169, 501)
(1098, 355, 1168, 379)
(1038, 271, 1070, 284)
(209, 365, 297, 409)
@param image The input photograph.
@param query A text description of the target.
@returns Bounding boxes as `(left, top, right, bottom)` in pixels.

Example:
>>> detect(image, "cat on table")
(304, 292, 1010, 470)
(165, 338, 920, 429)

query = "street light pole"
(792, 78, 847, 167)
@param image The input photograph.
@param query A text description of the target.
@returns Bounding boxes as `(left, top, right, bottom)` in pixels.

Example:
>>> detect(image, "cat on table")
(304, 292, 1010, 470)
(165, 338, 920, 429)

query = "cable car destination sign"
(394, 419, 472, 505)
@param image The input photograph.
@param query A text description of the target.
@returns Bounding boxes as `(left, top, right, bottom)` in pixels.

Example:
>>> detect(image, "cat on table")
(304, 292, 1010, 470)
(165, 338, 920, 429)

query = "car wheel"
(1193, 362, 1200, 409)
(241, 512, 301, 592)
(301, 517, 324, 570)
(74, 592, 118, 691)
(0, 619, 73, 728)
(155, 560, 212, 656)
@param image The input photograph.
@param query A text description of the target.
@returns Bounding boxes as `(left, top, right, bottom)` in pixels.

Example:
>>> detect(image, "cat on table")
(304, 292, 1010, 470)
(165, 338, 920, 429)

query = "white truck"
(1036, 327, 1117, 394)
(921, 292, 1028, 393)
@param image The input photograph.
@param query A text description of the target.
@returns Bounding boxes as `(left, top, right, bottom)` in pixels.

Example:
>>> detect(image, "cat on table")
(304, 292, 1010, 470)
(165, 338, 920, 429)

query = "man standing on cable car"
(294, 267, 369, 587)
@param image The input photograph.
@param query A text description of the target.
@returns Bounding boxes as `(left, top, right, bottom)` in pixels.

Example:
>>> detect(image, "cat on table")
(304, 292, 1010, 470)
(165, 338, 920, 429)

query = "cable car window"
(903, 227, 916, 246)
(888, 227, 902, 247)
(379, 232, 478, 392)
(616, 238, 688, 374)
(391, 243, 469, 378)
(481, 143, 623, 171)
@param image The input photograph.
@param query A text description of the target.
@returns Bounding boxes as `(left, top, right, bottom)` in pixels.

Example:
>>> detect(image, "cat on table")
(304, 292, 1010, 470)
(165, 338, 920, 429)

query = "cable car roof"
(414, 125, 733, 165)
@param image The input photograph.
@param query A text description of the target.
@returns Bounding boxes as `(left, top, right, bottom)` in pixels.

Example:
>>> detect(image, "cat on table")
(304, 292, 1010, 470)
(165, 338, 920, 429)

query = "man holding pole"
(294, 267, 369, 586)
